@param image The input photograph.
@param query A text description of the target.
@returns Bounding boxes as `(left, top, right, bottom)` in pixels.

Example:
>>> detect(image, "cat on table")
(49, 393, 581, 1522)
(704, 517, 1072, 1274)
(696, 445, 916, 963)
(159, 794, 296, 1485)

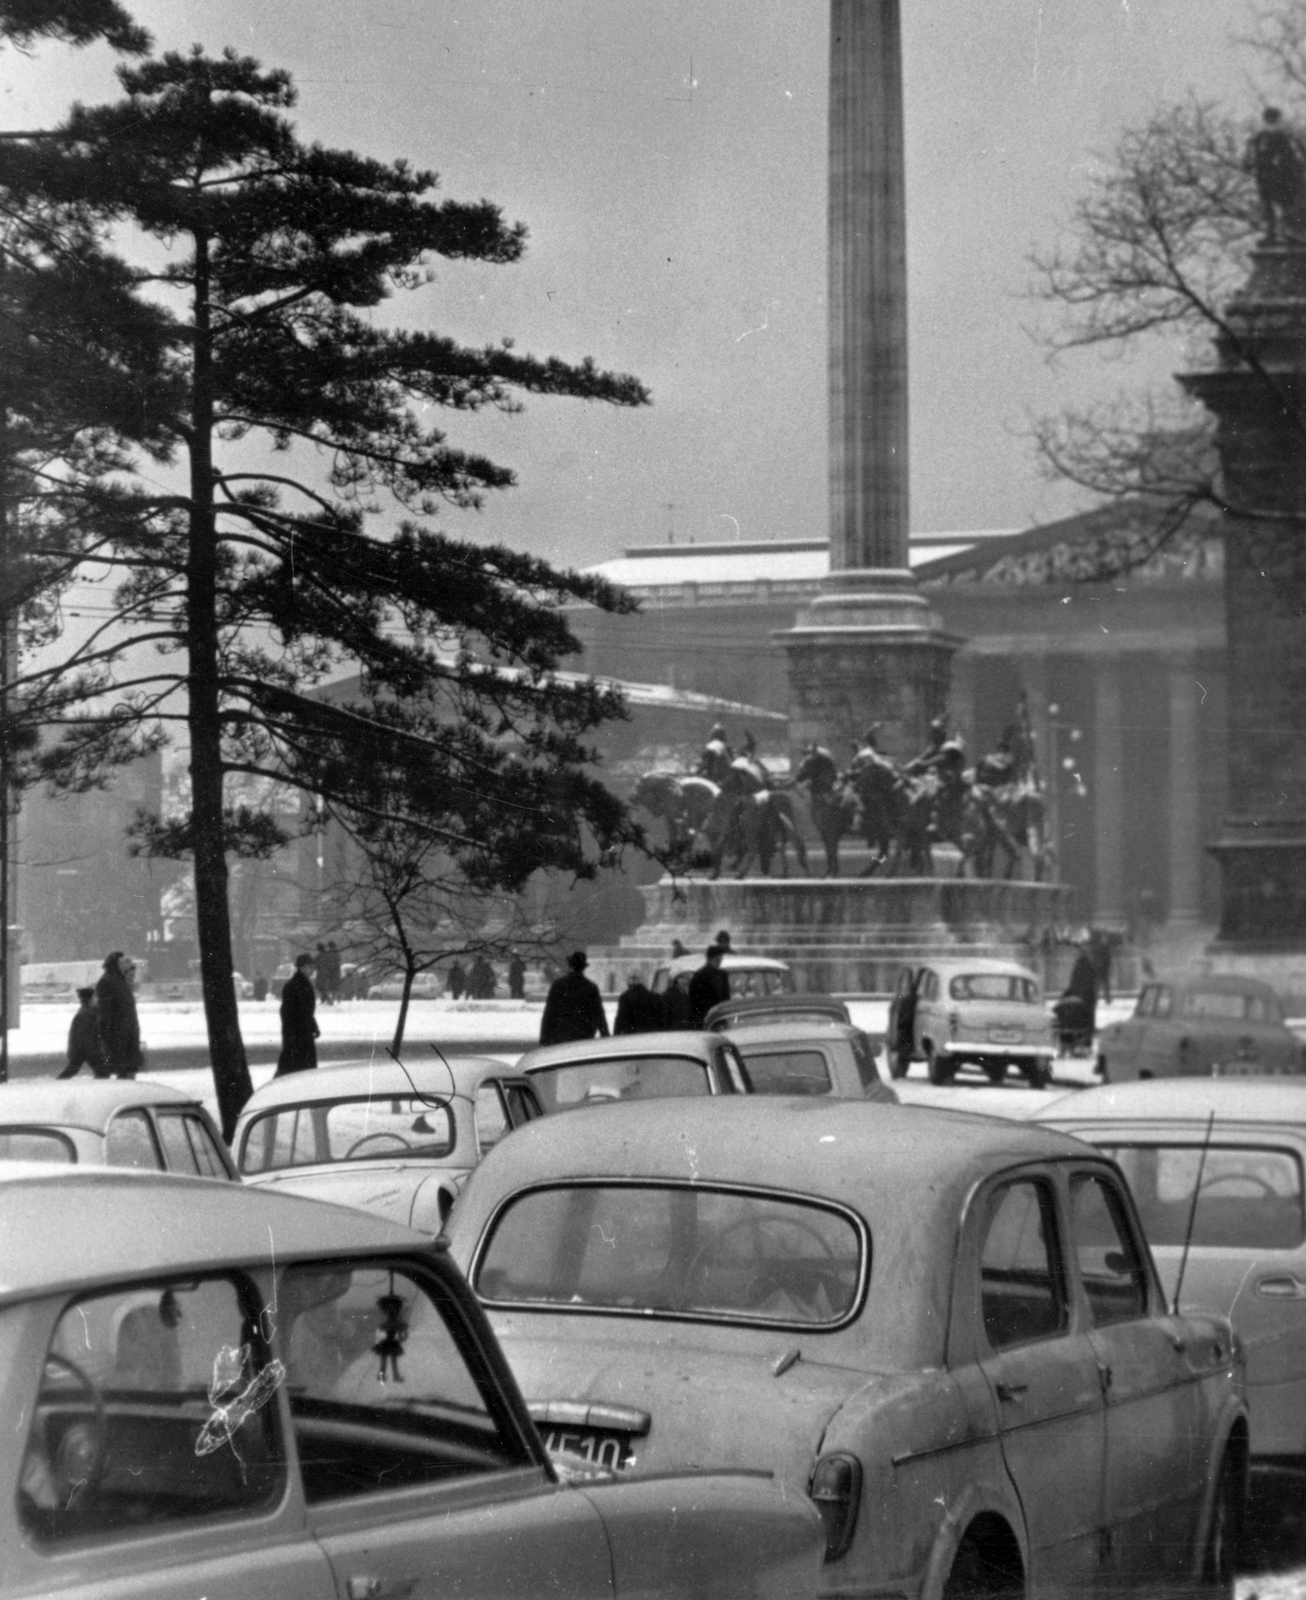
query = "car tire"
(983, 1060, 1007, 1086)
(927, 1045, 952, 1086)
(1198, 1448, 1243, 1599)
(1025, 1059, 1051, 1090)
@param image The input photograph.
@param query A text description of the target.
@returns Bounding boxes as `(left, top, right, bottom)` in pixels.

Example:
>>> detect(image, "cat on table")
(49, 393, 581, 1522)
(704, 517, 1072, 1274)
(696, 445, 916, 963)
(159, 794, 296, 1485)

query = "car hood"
(242, 1162, 469, 1230)
(486, 1311, 896, 1490)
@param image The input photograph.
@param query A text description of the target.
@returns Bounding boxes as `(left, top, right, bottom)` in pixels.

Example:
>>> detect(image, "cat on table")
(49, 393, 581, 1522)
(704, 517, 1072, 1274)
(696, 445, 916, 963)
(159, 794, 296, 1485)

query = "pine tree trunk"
(392, 965, 415, 1055)
(187, 230, 252, 1141)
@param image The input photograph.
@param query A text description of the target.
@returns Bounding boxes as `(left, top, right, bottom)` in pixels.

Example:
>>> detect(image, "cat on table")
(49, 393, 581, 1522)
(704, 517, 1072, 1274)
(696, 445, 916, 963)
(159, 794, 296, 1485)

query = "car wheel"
(926, 1045, 953, 1086)
(942, 1518, 1024, 1599)
(1198, 1448, 1243, 1599)
(983, 1059, 1007, 1086)
(1025, 1059, 1051, 1090)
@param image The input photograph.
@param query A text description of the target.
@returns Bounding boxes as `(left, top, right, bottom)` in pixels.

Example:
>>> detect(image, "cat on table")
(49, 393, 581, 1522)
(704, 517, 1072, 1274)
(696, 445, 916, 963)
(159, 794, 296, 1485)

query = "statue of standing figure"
(1245, 107, 1306, 245)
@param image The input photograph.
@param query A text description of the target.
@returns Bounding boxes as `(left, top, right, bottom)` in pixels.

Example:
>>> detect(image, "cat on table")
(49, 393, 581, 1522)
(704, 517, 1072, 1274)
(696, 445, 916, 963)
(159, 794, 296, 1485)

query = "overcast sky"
(7, 0, 1265, 572)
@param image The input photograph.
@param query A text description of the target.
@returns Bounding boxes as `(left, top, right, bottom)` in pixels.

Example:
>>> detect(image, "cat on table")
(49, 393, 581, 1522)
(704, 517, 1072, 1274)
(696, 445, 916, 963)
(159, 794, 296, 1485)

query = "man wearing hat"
(58, 987, 105, 1079)
(539, 950, 610, 1045)
(276, 951, 320, 1076)
(96, 951, 143, 1079)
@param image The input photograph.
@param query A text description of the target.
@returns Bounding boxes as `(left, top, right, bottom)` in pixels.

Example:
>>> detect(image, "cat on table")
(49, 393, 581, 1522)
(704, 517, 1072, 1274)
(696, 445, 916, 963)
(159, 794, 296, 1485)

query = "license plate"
(989, 1028, 1021, 1044)
(542, 1427, 634, 1470)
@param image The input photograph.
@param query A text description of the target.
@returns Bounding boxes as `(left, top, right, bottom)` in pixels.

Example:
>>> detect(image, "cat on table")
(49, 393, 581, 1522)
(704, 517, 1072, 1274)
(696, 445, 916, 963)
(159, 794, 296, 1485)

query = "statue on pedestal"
(1245, 107, 1306, 244)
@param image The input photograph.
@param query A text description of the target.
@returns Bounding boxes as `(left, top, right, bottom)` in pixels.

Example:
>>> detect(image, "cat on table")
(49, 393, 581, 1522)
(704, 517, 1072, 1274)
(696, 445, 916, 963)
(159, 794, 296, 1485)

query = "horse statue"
(971, 718, 1052, 880)
(631, 772, 720, 859)
(794, 744, 858, 876)
(692, 759, 810, 879)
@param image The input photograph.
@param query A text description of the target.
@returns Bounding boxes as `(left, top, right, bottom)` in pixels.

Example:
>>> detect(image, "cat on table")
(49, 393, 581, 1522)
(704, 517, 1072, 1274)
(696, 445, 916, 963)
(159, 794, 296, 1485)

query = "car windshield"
(949, 974, 1038, 1003)
(0, 1127, 74, 1162)
(475, 1183, 864, 1327)
(735, 1048, 832, 1096)
(527, 1056, 711, 1112)
(238, 1096, 456, 1173)
(1180, 990, 1279, 1023)
(1101, 1143, 1305, 1250)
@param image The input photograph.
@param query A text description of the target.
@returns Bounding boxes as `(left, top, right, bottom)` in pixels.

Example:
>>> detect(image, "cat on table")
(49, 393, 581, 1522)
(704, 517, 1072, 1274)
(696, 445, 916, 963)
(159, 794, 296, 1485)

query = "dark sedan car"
(1096, 975, 1305, 1081)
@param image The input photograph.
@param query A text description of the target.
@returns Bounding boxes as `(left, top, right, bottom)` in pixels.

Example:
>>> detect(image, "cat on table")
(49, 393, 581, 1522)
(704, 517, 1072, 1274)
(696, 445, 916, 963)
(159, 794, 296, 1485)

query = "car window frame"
(974, 1170, 1072, 1355)
(237, 1094, 460, 1174)
(0, 1124, 78, 1163)
(104, 1106, 165, 1171)
(1065, 1167, 1154, 1327)
(151, 1107, 236, 1181)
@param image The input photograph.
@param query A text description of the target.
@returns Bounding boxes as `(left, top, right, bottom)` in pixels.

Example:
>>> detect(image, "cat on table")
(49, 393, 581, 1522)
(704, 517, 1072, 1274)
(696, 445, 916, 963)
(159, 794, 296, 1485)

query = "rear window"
(475, 1183, 865, 1328)
(949, 974, 1038, 1003)
(0, 1127, 75, 1163)
(1180, 990, 1279, 1023)
(735, 1048, 832, 1096)
(527, 1056, 711, 1112)
(239, 1097, 455, 1174)
(1101, 1143, 1305, 1250)
(726, 968, 793, 997)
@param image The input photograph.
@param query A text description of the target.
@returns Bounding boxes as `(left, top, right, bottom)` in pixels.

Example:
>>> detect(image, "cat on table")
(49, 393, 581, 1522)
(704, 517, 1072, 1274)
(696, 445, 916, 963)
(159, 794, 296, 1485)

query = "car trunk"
(954, 999, 1049, 1050)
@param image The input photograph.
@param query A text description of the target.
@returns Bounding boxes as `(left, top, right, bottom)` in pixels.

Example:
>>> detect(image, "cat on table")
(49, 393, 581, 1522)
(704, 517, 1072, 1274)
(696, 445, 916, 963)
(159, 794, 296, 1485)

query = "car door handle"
(995, 1381, 1028, 1403)
(347, 1578, 417, 1600)
(1256, 1275, 1306, 1299)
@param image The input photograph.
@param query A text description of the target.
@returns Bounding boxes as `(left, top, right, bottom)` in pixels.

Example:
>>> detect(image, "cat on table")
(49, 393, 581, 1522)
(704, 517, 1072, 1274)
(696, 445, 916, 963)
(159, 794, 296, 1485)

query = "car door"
(1104, 987, 1155, 1080)
(12, 1273, 336, 1600)
(1136, 985, 1178, 1078)
(973, 1172, 1107, 1592)
(288, 1258, 614, 1600)
(1066, 1166, 1205, 1587)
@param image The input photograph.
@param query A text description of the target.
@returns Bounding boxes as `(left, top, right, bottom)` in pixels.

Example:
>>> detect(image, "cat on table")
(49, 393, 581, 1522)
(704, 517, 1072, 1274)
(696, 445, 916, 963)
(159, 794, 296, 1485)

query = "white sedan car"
(0, 1079, 235, 1178)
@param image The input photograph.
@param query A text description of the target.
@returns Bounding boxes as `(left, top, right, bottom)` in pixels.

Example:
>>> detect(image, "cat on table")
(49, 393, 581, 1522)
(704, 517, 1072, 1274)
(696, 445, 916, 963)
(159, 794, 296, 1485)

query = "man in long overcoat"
(277, 952, 320, 1076)
(96, 952, 143, 1079)
(539, 951, 609, 1045)
(688, 945, 731, 1027)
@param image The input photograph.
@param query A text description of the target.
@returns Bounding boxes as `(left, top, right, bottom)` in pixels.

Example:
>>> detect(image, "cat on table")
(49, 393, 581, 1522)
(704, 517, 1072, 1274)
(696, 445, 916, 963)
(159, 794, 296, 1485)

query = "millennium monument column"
(783, 0, 958, 763)
(1182, 236, 1306, 986)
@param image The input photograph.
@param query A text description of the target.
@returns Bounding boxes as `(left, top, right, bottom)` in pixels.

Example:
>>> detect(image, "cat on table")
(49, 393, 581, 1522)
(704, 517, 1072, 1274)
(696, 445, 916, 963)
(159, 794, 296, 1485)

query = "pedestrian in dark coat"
(96, 952, 143, 1079)
(688, 946, 731, 1028)
(276, 952, 319, 1076)
(614, 973, 664, 1035)
(469, 956, 496, 999)
(318, 940, 341, 1005)
(508, 953, 526, 1000)
(447, 961, 466, 999)
(539, 951, 610, 1045)
(58, 988, 105, 1079)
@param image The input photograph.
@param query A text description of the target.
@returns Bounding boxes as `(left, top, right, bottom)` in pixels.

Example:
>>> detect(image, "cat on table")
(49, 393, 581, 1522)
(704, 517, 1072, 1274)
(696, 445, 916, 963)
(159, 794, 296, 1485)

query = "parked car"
(2, 1164, 823, 1599)
(516, 1032, 752, 1111)
(447, 1097, 1247, 1598)
(886, 957, 1055, 1087)
(650, 952, 793, 1018)
(726, 1019, 897, 1102)
(0, 1080, 236, 1179)
(705, 994, 852, 1030)
(1036, 1077, 1306, 1468)
(233, 1057, 542, 1230)
(1094, 974, 1305, 1081)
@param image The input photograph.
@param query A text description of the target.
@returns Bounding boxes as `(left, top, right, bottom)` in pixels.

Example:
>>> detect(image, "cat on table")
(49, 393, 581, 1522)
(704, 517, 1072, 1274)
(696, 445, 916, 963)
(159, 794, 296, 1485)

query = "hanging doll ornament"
(373, 1278, 409, 1383)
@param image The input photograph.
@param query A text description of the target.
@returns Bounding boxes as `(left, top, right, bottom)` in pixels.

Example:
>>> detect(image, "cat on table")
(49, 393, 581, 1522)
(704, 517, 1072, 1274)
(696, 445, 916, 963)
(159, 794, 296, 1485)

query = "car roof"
(1142, 974, 1282, 999)
(236, 1055, 527, 1116)
(0, 1077, 204, 1135)
(662, 953, 791, 978)
(727, 1020, 864, 1048)
(517, 1032, 721, 1072)
(1034, 1078, 1306, 1128)
(0, 1164, 425, 1306)
(914, 957, 1040, 980)
(463, 1096, 1089, 1206)
(707, 995, 850, 1026)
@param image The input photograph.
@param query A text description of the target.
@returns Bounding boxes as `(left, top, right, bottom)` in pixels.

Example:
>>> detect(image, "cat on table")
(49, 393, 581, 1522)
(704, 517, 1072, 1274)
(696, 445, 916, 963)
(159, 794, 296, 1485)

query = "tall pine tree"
(1, 48, 649, 1135)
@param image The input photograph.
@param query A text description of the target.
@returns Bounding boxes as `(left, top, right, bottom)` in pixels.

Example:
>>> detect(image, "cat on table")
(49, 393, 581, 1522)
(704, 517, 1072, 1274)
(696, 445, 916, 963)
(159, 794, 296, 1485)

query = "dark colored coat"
(540, 971, 610, 1046)
(508, 957, 526, 999)
(277, 969, 319, 1075)
(95, 967, 142, 1077)
(60, 1004, 105, 1078)
(614, 982, 664, 1036)
(688, 962, 731, 1027)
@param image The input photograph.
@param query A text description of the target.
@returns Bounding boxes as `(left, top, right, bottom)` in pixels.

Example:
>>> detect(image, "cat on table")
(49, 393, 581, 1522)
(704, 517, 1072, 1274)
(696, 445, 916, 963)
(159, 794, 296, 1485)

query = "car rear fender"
(917, 1475, 1029, 1600)
(578, 1469, 824, 1599)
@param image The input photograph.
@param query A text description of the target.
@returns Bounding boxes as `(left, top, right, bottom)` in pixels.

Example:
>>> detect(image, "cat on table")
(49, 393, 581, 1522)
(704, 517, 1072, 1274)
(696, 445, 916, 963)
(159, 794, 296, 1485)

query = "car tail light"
(809, 1451, 862, 1561)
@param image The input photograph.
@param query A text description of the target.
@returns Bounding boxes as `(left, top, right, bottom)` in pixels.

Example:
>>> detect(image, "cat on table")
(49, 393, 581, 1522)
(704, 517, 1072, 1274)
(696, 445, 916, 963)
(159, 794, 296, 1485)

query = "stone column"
(1182, 246, 1306, 950)
(1093, 659, 1126, 929)
(1166, 653, 1203, 927)
(783, 0, 957, 763)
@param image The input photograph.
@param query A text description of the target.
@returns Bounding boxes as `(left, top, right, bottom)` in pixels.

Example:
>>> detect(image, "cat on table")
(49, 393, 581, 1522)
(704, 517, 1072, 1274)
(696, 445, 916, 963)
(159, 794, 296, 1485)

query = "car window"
(0, 1127, 75, 1162)
(503, 1084, 542, 1125)
(474, 1083, 509, 1154)
(104, 1108, 164, 1170)
(1154, 986, 1173, 1019)
(949, 974, 1038, 1003)
(920, 970, 938, 1001)
(280, 1262, 523, 1502)
(239, 1097, 455, 1173)
(1069, 1174, 1149, 1326)
(1181, 989, 1274, 1022)
(476, 1184, 865, 1329)
(895, 968, 915, 998)
(1135, 986, 1157, 1018)
(527, 1056, 712, 1112)
(735, 1048, 832, 1096)
(154, 1111, 229, 1178)
(651, 967, 669, 995)
(1101, 1143, 1305, 1251)
(19, 1275, 284, 1545)
(979, 1179, 1068, 1351)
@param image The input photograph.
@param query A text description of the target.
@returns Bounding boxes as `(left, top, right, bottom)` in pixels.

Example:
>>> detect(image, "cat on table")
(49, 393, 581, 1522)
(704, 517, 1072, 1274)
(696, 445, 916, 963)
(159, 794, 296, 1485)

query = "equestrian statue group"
(633, 703, 1051, 883)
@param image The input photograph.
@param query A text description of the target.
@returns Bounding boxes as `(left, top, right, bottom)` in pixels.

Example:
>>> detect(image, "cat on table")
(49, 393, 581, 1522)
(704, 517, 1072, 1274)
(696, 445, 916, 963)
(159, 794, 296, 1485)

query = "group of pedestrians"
(538, 934, 736, 1046)
(58, 951, 143, 1080)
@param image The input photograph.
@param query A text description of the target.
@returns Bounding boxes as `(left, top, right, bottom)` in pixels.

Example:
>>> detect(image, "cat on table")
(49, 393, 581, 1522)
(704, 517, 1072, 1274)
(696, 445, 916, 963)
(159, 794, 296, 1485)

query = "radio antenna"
(1173, 1109, 1215, 1315)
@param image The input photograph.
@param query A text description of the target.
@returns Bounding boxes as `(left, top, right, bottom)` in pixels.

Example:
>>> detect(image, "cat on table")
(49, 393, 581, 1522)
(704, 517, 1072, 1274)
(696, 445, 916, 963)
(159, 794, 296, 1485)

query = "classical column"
(1166, 654, 1203, 926)
(1093, 660, 1126, 929)
(783, 0, 957, 763)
